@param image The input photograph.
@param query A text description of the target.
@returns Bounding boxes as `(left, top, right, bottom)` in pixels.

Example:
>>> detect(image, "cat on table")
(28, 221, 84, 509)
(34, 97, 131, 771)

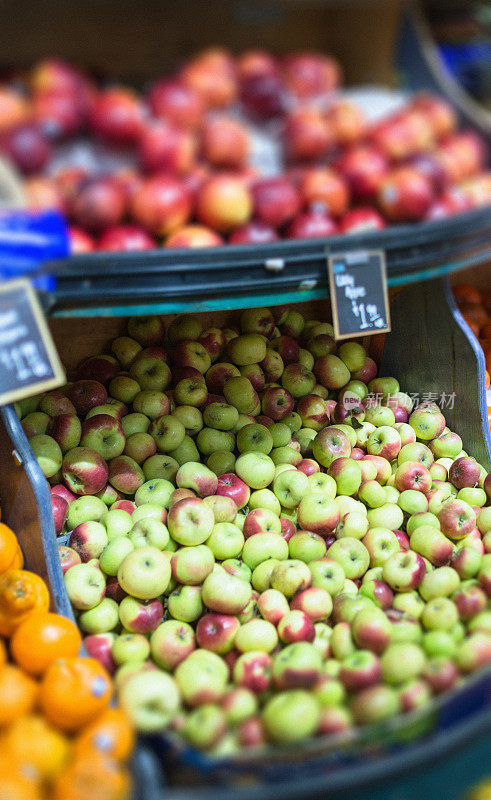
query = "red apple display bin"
(0, 265, 490, 799)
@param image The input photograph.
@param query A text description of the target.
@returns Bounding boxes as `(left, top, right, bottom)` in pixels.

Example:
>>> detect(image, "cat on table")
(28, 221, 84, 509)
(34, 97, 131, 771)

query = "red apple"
(70, 178, 126, 232)
(131, 175, 192, 237)
(336, 145, 389, 203)
(239, 72, 286, 121)
(98, 225, 156, 251)
(411, 94, 457, 140)
(69, 226, 96, 254)
(51, 484, 76, 505)
(286, 210, 338, 240)
(89, 87, 144, 145)
(76, 356, 120, 386)
(51, 494, 68, 534)
(67, 380, 107, 416)
(138, 119, 196, 175)
(201, 116, 249, 169)
(252, 177, 301, 229)
(58, 545, 81, 574)
(216, 474, 250, 509)
(284, 109, 334, 162)
(229, 221, 279, 245)
(281, 52, 340, 99)
(32, 88, 84, 140)
(180, 48, 238, 109)
(340, 207, 386, 234)
(30, 58, 87, 94)
(196, 175, 253, 233)
(166, 225, 224, 249)
(326, 101, 366, 146)
(377, 167, 434, 222)
(0, 123, 51, 174)
(147, 79, 204, 129)
(300, 168, 349, 217)
(84, 633, 117, 675)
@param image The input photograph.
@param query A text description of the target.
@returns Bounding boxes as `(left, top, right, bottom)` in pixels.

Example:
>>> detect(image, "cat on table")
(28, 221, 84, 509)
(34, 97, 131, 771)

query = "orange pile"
(0, 519, 134, 800)
(453, 283, 491, 429)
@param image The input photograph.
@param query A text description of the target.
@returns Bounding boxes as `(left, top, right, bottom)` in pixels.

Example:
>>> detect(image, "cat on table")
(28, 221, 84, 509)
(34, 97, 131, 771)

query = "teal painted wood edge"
(51, 287, 329, 318)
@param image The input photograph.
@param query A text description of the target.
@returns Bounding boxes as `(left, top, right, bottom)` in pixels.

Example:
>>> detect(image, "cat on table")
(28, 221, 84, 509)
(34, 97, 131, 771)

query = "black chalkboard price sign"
(327, 250, 391, 340)
(0, 279, 65, 406)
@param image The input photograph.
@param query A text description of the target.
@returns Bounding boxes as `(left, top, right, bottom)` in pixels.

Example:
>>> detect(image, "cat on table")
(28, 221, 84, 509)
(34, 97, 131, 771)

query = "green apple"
(118, 546, 171, 599)
(206, 523, 244, 560)
(242, 532, 289, 570)
(327, 458, 362, 497)
(359, 481, 387, 509)
(249, 488, 281, 515)
(203, 402, 239, 431)
(142, 454, 179, 482)
(175, 649, 228, 706)
(67, 495, 107, 529)
(237, 423, 273, 454)
(196, 428, 235, 456)
(64, 563, 106, 610)
(30, 434, 63, 478)
(273, 469, 310, 509)
(172, 405, 203, 436)
(119, 670, 181, 733)
(135, 478, 174, 508)
(168, 435, 200, 466)
(327, 538, 370, 579)
(79, 597, 119, 634)
(129, 518, 170, 551)
(99, 536, 135, 576)
(262, 690, 321, 743)
(367, 503, 404, 531)
(270, 422, 293, 447)
(100, 509, 133, 540)
(235, 452, 275, 490)
(207, 450, 236, 475)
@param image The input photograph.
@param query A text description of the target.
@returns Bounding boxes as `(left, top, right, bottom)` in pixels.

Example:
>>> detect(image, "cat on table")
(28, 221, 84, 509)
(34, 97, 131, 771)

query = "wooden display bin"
(0, 275, 489, 793)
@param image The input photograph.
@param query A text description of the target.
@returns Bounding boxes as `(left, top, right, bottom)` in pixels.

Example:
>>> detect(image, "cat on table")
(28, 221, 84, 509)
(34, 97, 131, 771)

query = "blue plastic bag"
(0, 210, 69, 289)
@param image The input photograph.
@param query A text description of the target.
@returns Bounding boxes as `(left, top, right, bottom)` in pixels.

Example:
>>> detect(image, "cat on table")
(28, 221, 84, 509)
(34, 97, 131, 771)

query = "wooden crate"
(0, 276, 489, 615)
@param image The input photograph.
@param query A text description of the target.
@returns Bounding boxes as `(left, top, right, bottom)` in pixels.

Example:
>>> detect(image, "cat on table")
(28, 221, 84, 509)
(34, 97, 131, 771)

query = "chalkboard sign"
(0, 279, 65, 406)
(328, 250, 391, 340)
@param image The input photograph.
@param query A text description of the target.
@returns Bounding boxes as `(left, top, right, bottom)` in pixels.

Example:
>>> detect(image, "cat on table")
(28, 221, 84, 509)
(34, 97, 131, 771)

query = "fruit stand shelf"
(39, 207, 491, 317)
(1, 272, 490, 798)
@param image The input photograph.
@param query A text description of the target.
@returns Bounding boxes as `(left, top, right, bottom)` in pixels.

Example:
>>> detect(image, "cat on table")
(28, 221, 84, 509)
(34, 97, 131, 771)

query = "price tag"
(328, 250, 391, 340)
(0, 278, 65, 406)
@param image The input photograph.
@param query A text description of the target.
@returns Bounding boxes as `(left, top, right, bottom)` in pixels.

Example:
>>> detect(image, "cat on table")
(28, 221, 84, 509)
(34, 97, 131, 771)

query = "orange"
(73, 708, 135, 762)
(11, 612, 82, 676)
(0, 638, 6, 668)
(2, 714, 71, 781)
(0, 664, 38, 725)
(0, 774, 43, 800)
(53, 752, 131, 800)
(0, 570, 50, 637)
(0, 523, 19, 574)
(453, 283, 482, 305)
(10, 544, 24, 570)
(40, 657, 112, 732)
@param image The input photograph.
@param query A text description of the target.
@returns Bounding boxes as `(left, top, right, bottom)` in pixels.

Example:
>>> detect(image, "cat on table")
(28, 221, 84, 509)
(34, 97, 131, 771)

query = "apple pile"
(16, 306, 491, 751)
(0, 52, 489, 252)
